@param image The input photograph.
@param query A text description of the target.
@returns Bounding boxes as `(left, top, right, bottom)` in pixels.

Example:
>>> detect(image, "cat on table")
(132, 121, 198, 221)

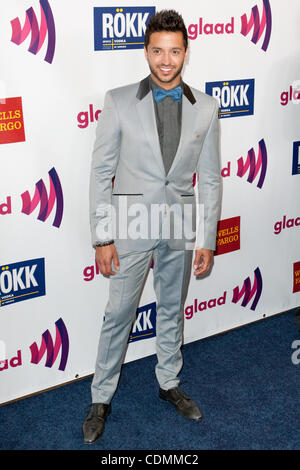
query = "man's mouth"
(159, 66, 173, 73)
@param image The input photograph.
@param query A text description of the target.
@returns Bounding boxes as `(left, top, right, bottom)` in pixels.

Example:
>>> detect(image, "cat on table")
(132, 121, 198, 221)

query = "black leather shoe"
(82, 403, 111, 444)
(159, 387, 202, 421)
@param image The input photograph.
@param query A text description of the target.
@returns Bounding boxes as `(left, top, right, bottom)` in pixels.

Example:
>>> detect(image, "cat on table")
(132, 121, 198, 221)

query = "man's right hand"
(95, 244, 120, 277)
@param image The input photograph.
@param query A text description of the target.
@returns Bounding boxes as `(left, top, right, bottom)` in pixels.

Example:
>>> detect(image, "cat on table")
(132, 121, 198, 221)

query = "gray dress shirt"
(149, 76, 182, 176)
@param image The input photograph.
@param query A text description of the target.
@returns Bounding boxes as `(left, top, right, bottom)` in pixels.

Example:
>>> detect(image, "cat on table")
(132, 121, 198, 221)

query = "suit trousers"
(91, 238, 193, 404)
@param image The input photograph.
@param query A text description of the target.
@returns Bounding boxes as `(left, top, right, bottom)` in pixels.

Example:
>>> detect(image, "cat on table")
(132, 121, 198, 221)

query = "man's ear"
(144, 46, 148, 61)
(184, 46, 189, 62)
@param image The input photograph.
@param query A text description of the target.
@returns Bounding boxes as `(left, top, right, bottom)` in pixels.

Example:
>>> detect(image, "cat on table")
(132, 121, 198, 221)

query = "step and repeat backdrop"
(1, 0, 300, 403)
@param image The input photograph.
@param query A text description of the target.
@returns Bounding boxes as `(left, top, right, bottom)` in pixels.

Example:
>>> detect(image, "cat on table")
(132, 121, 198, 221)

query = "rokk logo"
(206, 79, 255, 118)
(292, 142, 300, 175)
(185, 267, 263, 319)
(10, 0, 56, 64)
(21, 167, 64, 228)
(188, 0, 272, 52)
(94, 6, 155, 51)
(0, 258, 45, 308)
(0, 97, 25, 145)
(221, 139, 267, 189)
(30, 317, 69, 371)
(129, 302, 156, 343)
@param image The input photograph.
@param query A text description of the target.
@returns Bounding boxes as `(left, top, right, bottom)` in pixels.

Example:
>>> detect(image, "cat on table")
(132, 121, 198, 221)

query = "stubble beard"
(149, 63, 184, 87)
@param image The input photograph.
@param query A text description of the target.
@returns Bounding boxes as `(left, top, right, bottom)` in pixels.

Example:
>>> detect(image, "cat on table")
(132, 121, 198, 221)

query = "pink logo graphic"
(241, 0, 272, 52)
(30, 318, 69, 371)
(21, 167, 64, 228)
(237, 139, 267, 188)
(232, 267, 263, 311)
(10, 0, 56, 64)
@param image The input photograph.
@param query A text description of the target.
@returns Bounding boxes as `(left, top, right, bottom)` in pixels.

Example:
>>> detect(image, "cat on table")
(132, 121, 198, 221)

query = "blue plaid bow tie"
(153, 86, 183, 103)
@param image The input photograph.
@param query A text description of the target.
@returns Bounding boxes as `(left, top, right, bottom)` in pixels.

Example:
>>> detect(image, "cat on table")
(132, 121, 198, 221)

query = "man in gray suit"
(83, 10, 221, 444)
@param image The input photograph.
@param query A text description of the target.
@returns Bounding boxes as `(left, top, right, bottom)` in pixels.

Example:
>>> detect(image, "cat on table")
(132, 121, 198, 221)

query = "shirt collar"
(137, 75, 196, 105)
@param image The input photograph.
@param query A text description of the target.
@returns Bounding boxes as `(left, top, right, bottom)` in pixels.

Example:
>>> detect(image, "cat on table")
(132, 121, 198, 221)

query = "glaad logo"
(77, 105, 102, 129)
(221, 139, 267, 189)
(129, 302, 156, 343)
(292, 142, 300, 175)
(21, 167, 64, 228)
(185, 268, 263, 319)
(274, 215, 300, 235)
(0, 258, 46, 308)
(188, 0, 272, 52)
(232, 267, 263, 311)
(30, 318, 69, 371)
(0, 350, 22, 372)
(237, 138, 267, 188)
(280, 82, 300, 106)
(0, 318, 68, 372)
(240, 0, 272, 52)
(206, 79, 255, 118)
(94, 6, 155, 51)
(10, 0, 56, 64)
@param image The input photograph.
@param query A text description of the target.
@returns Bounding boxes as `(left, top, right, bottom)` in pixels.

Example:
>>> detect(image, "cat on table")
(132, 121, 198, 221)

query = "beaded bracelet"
(94, 240, 114, 247)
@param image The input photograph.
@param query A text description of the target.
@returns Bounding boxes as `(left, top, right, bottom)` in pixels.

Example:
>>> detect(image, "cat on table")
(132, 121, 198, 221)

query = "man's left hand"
(193, 248, 214, 276)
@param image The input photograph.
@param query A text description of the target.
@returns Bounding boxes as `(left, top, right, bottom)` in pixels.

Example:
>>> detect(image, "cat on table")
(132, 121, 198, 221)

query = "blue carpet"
(1, 309, 300, 450)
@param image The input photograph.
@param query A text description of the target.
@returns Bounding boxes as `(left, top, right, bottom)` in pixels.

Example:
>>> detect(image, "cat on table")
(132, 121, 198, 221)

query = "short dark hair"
(144, 10, 188, 50)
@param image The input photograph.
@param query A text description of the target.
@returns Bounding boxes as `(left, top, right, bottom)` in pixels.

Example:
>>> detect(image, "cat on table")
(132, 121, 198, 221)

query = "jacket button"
(165, 180, 169, 185)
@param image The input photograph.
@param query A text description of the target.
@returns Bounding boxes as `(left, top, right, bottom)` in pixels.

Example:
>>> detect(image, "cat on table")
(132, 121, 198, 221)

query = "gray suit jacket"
(89, 75, 221, 252)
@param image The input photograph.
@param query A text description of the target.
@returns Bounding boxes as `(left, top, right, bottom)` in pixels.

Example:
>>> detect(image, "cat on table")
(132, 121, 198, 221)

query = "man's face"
(144, 31, 188, 89)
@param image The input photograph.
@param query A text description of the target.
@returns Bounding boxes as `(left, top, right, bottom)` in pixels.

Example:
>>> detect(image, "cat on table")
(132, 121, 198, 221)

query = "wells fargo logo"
(293, 262, 300, 294)
(215, 216, 240, 256)
(10, 0, 56, 64)
(0, 97, 25, 145)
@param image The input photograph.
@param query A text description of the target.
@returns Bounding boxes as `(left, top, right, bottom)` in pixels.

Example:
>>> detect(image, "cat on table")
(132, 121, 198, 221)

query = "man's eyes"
(152, 49, 181, 55)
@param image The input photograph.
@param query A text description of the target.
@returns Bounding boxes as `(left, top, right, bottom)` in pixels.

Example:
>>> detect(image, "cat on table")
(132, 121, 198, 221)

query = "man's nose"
(160, 52, 172, 63)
